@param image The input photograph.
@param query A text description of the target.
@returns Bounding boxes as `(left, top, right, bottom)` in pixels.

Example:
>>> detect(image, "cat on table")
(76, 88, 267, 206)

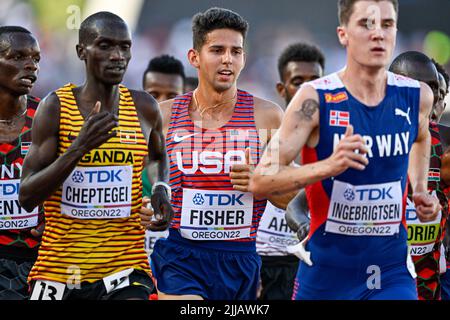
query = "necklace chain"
(0, 108, 27, 125)
(193, 90, 237, 117)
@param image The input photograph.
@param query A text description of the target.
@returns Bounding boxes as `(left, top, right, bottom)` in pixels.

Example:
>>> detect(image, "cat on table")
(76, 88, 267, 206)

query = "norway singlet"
(296, 71, 420, 300)
(0, 95, 43, 261)
(28, 84, 151, 284)
(406, 121, 449, 300)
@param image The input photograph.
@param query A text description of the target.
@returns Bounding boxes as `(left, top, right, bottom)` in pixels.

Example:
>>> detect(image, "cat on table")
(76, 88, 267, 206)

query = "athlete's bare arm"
(132, 91, 173, 231)
(230, 97, 298, 209)
(249, 85, 368, 199)
(159, 99, 175, 136)
(408, 82, 441, 222)
(438, 124, 450, 187)
(139, 98, 175, 230)
(19, 93, 118, 212)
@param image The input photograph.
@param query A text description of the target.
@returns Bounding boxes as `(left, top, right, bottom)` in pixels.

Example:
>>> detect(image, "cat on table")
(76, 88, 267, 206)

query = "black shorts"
(30, 269, 154, 300)
(259, 255, 299, 300)
(0, 258, 34, 300)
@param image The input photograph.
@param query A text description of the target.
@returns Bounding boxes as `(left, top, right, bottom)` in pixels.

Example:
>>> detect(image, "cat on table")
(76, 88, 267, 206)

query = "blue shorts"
(441, 269, 450, 300)
(151, 229, 261, 300)
(292, 260, 417, 300)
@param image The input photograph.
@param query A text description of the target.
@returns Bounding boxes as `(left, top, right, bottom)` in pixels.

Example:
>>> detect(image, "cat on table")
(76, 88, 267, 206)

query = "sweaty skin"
(19, 17, 173, 231)
(0, 31, 42, 237)
(249, 1, 440, 223)
(144, 27, 283, 300)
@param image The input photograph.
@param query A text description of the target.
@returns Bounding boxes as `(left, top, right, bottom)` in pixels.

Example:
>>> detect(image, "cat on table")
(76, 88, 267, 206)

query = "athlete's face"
(277, 61, 323, 105)
(338, 1, 397, 69)
(143, 72, 184, 102)
(189, 28, 246, 93)
(0, 33, 40, 96)
(80, 22, 132, 85)
(434, 73, 448, 122)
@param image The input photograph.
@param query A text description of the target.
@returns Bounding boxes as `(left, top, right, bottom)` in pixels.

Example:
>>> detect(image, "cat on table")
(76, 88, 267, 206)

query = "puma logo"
(395, 107, 411, 125)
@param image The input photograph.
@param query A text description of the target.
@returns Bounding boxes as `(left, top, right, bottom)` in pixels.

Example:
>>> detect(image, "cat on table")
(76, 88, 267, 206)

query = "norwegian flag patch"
(329, 110, 350, 127)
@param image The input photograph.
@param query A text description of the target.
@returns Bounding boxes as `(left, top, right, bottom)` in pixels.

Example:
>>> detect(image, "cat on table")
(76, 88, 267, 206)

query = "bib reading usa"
(61, 165, 133, 219)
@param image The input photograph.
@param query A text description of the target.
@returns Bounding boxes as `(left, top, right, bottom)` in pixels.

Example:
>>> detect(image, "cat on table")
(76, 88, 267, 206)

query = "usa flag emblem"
(329, 110, 350, 127)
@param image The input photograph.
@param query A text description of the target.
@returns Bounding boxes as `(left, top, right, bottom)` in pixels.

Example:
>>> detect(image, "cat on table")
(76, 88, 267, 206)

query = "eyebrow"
(96, 37, 131, 44)
(358, 18, 396, 24)
(209, 45, 243, 50)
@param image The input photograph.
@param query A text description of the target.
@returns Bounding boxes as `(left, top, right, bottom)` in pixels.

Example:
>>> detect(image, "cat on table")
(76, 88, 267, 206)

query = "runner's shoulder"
(159, 98, 176, 125)
(129, 89, 159, 112)
(253, 96, 283, 128)
(35, 91, 61, 115)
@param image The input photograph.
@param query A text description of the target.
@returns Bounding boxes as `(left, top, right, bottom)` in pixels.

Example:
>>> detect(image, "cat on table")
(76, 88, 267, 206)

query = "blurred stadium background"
(2, 0, 450, 117)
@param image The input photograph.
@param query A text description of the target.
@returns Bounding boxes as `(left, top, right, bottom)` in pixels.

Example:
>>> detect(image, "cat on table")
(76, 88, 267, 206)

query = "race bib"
(180, 188, 253, 240)
(61, 166, 133, 219)
(326, 180, 402, 236)
(406, 193, 441, 256)
(102, 268, 133, 294)
(30, 280, 65, 300)
(257, 202, 299, 252)
(145, 229, 169, 254)
(0, 179, 38, 230)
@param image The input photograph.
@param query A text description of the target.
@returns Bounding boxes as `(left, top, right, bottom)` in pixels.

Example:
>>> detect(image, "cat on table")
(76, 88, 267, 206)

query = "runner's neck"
(339, 63, 388, 107)
(77, 80, 121, 114)
(193, 85, 238, 116)
(0, 92, 26, 120)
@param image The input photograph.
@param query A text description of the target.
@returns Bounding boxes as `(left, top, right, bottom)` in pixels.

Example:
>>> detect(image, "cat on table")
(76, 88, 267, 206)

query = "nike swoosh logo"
(173, 133, 198, 143)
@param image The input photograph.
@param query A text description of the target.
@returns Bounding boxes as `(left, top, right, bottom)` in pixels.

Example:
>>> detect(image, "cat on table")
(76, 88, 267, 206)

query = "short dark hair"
(432, 58, 450, 92)
(192, 7, 249, 50)
(142, 54, 185, 87)
(277, 43, 325, 81)
(0, 26, 31, 37)
(0, 26, 32, 51)
(338, 0, 399, 25)
(79, 11, 127, 45)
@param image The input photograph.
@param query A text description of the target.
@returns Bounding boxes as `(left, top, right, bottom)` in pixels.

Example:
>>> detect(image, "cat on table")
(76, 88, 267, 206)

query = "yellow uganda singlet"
(28, 84, 151, 284)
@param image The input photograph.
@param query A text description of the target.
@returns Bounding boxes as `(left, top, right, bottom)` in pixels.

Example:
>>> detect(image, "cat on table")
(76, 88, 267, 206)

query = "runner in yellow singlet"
(19, 12, 173, 300)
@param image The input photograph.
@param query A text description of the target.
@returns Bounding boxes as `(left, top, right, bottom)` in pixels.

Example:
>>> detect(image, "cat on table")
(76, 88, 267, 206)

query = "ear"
(76, 44, 86, 61)
(337, 26, 348, 47)
(276, 82, 286, 100)
(188, 48, 200, 69)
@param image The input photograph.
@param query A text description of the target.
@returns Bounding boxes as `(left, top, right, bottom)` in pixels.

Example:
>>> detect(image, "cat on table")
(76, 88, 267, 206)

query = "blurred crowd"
(2, 0, 449, 110)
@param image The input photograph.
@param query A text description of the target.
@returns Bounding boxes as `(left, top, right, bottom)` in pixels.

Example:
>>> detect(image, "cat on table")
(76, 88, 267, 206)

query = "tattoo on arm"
(296, 99, 319, 121)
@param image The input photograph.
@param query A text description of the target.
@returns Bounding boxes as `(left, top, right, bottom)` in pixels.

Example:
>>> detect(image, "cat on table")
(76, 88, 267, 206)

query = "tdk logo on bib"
(0, 182, 20, 196)
(72, 171, 84, 183)
(85, 169, 123, 183)
(344, 187, 394, 201)
(192, 193, 245, 206)
(192, 193, 205, 205)
(343, 189, 355, 201)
